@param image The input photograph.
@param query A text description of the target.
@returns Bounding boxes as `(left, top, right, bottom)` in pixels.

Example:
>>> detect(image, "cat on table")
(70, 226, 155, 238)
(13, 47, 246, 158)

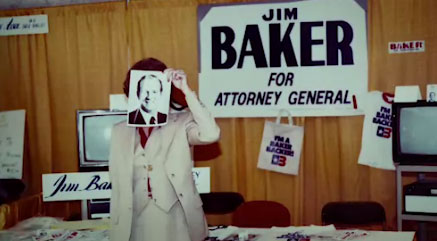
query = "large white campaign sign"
(198, 0, 368, 117)
(43, 168, 210, 202)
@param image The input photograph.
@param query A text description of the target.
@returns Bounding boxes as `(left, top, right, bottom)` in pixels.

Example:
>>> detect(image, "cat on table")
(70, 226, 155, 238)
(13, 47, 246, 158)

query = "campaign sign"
(198, 0, 368, 117)
(43, 168, 210, 202)
(43, 172, 111, 202)
(388, 40, 425, 54)
(192, 167, 211, 193)
(0, 110, 26, 179)
(0, 15, 48, 36)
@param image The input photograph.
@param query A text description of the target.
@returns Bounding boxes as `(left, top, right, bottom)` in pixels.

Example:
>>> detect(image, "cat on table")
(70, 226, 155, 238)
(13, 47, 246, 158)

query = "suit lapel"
(118, 125, 135, 178)
(145, 114, 179, 164)
(159, 114, 178, 163)
(136, 109, 146, 124)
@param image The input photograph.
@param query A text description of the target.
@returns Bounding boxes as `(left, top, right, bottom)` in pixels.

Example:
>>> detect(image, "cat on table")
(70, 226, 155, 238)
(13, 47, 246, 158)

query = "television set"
(77, 110, 127, 171)
(392, 101, 437, 165)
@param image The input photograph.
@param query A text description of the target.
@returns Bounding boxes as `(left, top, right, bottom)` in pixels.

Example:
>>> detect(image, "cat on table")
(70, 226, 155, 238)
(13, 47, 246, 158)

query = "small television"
(392, 101, 437, 165)
(77, 110, 127, 171)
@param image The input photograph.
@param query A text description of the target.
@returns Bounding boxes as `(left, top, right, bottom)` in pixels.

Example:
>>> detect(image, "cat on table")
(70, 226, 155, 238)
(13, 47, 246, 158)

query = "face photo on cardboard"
(127, 70, 171, 127)
(427, 84, 437, 102)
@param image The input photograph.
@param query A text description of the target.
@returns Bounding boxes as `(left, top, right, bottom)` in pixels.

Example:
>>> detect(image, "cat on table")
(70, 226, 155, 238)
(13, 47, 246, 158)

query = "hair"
(136, 74, 163, 98)
(123, 58, 167, 97)
(123, 58, 187, 110)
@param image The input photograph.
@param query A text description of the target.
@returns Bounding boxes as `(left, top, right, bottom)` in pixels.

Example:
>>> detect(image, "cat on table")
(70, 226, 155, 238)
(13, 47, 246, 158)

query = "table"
(208, 225, 415, 241)
(396, 165, 437, 241)
(0, 218, 415, 241)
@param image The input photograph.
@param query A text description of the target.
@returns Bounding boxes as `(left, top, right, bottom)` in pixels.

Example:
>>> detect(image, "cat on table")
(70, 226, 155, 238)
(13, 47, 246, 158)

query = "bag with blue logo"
(257, 109, 304, 175)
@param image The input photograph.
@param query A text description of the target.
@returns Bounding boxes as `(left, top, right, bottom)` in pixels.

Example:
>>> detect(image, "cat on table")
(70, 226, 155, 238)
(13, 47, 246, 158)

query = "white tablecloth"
(0, 217, 415, 241)
(208, 225, 415, 241)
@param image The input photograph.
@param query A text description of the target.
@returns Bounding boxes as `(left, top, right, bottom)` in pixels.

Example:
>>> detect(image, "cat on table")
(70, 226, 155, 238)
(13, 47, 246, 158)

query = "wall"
(0, 0, 436, 229)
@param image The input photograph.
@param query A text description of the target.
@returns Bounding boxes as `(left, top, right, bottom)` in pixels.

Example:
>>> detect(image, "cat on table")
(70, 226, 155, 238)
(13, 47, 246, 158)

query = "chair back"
(200, 192, 244, 214)
(232, 200, 290, 228)
(321, 201, 386, 230)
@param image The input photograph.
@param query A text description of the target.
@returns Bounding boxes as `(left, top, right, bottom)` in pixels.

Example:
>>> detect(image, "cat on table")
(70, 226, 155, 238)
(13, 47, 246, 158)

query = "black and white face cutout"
(139, 74, 161, 112)
(427, 85, 437, 102)
(127, 70, 170, 127)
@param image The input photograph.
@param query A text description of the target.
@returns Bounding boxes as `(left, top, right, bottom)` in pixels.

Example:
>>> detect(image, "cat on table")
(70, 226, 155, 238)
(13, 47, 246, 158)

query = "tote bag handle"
(275, 109, 293, 126)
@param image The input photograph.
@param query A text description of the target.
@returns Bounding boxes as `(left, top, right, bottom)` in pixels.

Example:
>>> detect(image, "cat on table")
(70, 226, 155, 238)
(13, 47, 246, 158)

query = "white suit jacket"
(109, 90, 220, 241)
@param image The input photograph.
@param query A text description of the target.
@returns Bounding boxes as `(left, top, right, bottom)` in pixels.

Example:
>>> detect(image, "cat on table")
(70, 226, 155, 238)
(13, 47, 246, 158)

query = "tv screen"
(77, 110, 127, 170)
(399, 107, 437, 155)
(393, 101, 437, 164)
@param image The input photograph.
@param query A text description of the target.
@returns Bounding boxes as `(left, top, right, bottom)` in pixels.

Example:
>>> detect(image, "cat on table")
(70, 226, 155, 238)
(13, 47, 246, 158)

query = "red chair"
(200, 192, 244, 214)
(232, 201, 291, 228)
(321, 201, 386, 230)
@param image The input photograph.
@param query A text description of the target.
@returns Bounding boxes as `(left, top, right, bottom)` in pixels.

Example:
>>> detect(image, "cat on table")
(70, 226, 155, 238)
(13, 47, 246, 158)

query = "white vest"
(132, 141, 178, 214)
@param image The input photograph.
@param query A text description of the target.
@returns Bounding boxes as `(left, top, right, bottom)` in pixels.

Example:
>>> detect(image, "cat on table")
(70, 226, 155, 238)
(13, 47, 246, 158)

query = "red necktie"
(138, 127, 153, 148)
(138, 127, 154, 198)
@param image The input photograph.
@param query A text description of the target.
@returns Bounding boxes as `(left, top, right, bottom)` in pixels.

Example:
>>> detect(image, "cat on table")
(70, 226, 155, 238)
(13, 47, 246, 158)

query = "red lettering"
(279, 156, 286, 166)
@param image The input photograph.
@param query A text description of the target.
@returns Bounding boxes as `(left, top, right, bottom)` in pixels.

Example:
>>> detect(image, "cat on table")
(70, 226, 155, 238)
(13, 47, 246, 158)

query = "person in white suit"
(109, 58, 220, 241)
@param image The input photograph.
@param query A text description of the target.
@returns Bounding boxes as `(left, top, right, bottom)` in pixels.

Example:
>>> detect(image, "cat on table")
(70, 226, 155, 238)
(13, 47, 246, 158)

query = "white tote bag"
(257, 109, 304, 175)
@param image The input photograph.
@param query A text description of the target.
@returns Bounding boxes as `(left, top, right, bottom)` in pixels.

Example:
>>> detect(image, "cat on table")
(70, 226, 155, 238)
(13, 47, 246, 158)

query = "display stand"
(396, 164, 437, 241)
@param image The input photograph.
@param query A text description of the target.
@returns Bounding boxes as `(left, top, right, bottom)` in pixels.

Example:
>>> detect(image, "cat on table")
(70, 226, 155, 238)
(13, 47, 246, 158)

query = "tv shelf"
(402, 214, 437, 222)
(396, 164, 437, 241)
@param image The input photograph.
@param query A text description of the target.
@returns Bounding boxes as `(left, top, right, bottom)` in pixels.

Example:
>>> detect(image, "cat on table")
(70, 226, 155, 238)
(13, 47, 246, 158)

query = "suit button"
(171, 173, 175, 177)
(179, 193, 183, 198)
(154, 198, 157, 202)
(148, 165, 153, 171)
(141, 153, 145, 157)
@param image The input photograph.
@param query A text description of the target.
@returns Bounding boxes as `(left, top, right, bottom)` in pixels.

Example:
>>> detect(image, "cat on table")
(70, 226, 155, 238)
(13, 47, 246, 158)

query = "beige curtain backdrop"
(0, 2, 128, 217)
(0, 0, 436, 228)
